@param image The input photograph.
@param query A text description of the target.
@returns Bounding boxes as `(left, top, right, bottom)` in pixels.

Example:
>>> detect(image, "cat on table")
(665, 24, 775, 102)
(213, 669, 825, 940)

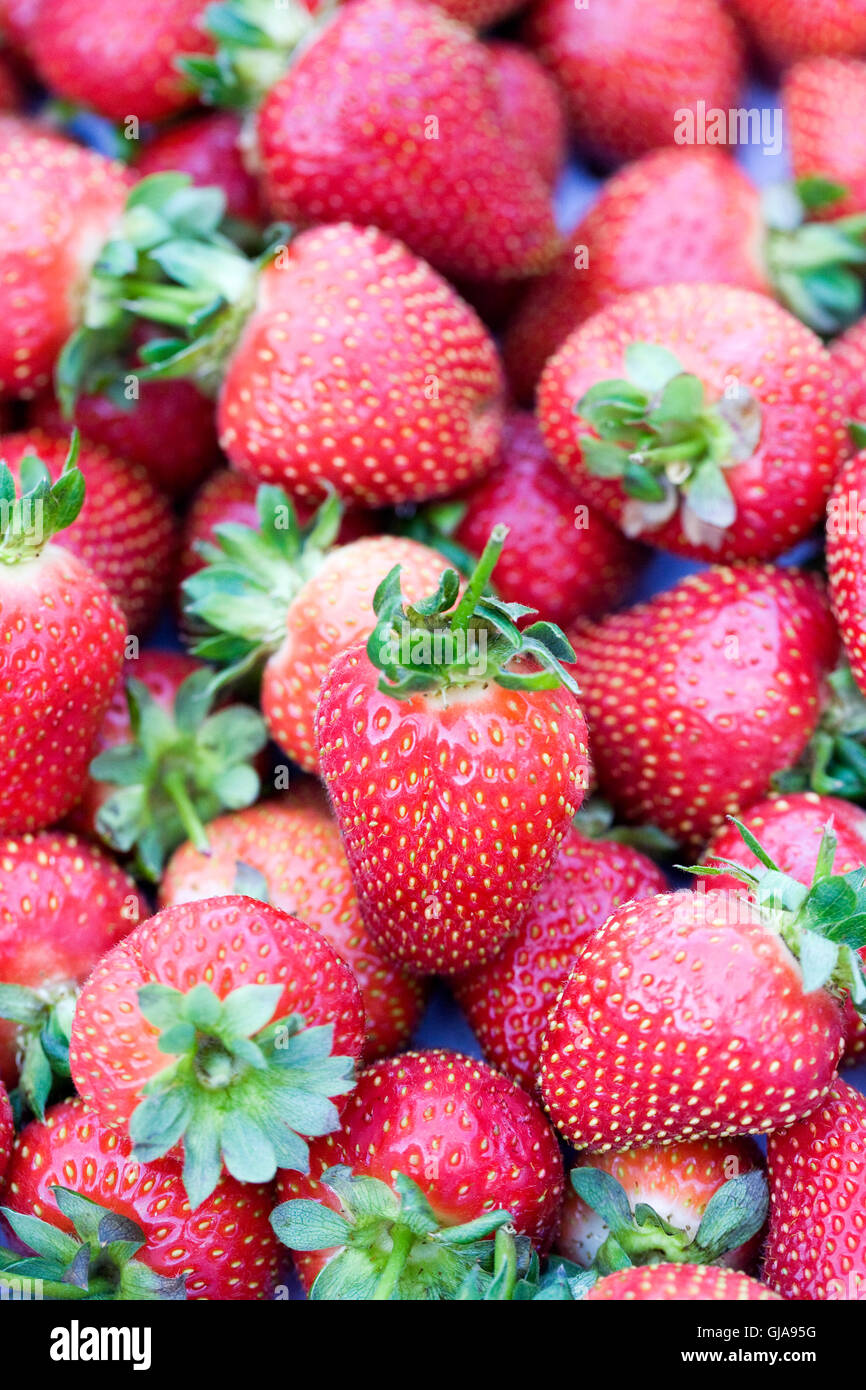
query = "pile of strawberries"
(1, 0, 866, 1305)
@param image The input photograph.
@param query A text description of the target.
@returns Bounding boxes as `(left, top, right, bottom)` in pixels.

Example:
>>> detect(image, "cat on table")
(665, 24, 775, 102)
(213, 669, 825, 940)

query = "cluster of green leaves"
(0, 435, 84, 564)
(180, 0, 332, 107)
(775, 663, 866, 804)
(0, 985, 75, 1121)
(766, 177, 866, 335)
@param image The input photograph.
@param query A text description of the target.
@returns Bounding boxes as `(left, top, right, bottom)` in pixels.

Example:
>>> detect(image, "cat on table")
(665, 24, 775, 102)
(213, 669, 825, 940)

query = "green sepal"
(0, 433, 84, 566)
(0, 984, 76, 1120)
(764, 179, 866, 334)
(774, 662, 866, 804)
(572, 795, 679, 856)
(178, 0, 333, 108)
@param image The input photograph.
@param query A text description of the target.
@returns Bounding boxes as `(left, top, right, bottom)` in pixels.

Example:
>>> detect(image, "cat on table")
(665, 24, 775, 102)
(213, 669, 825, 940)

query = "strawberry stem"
(372, 1224, 413, 1301)
(449, 524, 507, 635)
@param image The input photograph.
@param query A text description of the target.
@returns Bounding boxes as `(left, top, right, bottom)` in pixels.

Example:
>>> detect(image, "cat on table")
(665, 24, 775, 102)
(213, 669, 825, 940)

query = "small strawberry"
(270, 1049, 564, 1299)
(763, 1079, 866, 1301)
(0, 1081, 11, 1182)
(0, 1097, 280, 1299)
(784, 59, 866, 219)
(316, 528, 589, 974)
(160, 788, 426, 1061)
(730, 0, 866, 66)
(183, 488, 446, 772)
(136, 111, 264, 231)
(486, 40, 567, 188)
(583, 1264, 780, 1301)
(540, 819, 866, 1153)
(538, 285, 847, 561)
(69, 895, 366, 1207)
(524, 0, 744, 166)
(0, 829, 139, 1117)
(68, 649, 268, 881)
(453, 828, 666, 1089)
(569, 565, 839, 848)
(0, 428, 176, 634)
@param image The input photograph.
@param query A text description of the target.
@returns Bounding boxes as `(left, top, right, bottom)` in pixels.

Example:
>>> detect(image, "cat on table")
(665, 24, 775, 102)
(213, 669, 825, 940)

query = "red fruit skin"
(137, 112, 264, 227)
(784, 59, 866, 219)
(731, 0, 866, 66)
(0, 128, 131, 399)
(0, 830, 140, 1087)
(831, 318, 866, 426)
(218, 223, 504, 509)
(828, 449, 866, 702)
(569, 565, 838, 849)
(486, 40, 567, 188)
(454, 410, 643, 627)
(453, 829, 667, 1089)
(69, 896, 366, 1132)
(764, 1080, 866, 1300)
(503, 148, 768, 405)
(539, 284, 847, 563)
(0, 0, 42, 56)
(2, 1099, 280, 1299)
(584, 1263, 780, 1301)
(0, 1080, 12, 1181)
(0, 545, 127, 833)
(31, 0, 211, 122)
(276, 1049, 565, 1292)
(525, 0, 744, 166)
(0, 50, 23, 110)
(316, 644, 590, 975)
(559, 1138, 765, 1271)
(160, 791, 426, 1062)
(255, 0, 560, 283)
(431, 0, 522, 26)
(0, 429, 177, 634)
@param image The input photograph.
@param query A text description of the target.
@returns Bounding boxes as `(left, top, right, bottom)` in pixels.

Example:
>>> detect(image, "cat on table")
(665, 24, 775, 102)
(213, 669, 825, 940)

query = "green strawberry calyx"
(89, 665, 267, 881)
(0, 433, 85, 566)
(774, 662, 866, 804)
(764, 177, 866, 336)
(129, 982, 356, 1209)
(574, 342, 761, 550)
(570, 1167, 768, 1277)
(0, 982, 75, 1121)
(179, 0, 339, 109)
(455, 1228, 596, 1301)
(0, 1187, 186, 1300)
(686, 816, 866, 1012)
(367, 524, 581, 699)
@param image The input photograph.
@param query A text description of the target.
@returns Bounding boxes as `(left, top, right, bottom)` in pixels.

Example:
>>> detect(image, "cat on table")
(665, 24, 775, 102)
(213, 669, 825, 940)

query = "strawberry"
(136, 111, 264, 230)
(0, 1081, 11, 1183)
(0, 437, 127, 834)
(183, 488, 446, 772)
(827, 447, 866, 700)
(453, 828, 666, 1088)
(560, 1140, 767, 1274)
(569, 565, 838, 849)
(316, 529, 589, 974)
(763, 1079, 866, 1301)
(831, 318, 866, 426)
(160, 789, 426, 1061)
(524, 0, 744, 166)
(784, 59, 866, 219)
(69, 895, 366, 1207)
(270, 1049, 564, 1299)
(0, 428, 176, 634)
(538, 285, 847, 562)
(583, 1264, 780, 1301)
(486, 40, 567, 188)
(0, 829, 139, 1117)
(0, 1097, 280, 1299)
(68, 649, 268, 881)
(30, 0, 212, 122)
(730, 0, 866, 66)
(540, 819, 866, 1153)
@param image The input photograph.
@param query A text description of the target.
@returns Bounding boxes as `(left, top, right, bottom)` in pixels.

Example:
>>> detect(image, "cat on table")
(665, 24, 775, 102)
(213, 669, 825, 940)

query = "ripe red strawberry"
(316, 530, 589, 974)
(1, 1097, 280, 1299)
(0, 1081, 11, 1182)
(731, 0, 866, 66)
(541, 820, 866, 1153)
(784, 59, 866, 219)
(0, 440, 127, 834)
(763, 1080, 866, 1300)
(31, 0, 212, 121)
(160, 789, 426, 1061)
(69, 895, 366, 1207)
(831, 318, 866, 426)
(271, 1049, 564, 1298)
(453, 828, 666, 1089)
(486, 40, 567, 188)
(0, 829, 139, 1116)
(569, 566, 838, 849)
(68, 648, 267, 881)
(828, 447, 866, 700)
(583, 1264, 780, 1301)
(136, 111, 264, 229)
(184, 488, 446, 771)
(539, 285, 847, 562)
(503, 149, 768, 405)
(524, 0, 744, 166)
(0, 428, 176, 634)
(559, 1139, 767, 1273)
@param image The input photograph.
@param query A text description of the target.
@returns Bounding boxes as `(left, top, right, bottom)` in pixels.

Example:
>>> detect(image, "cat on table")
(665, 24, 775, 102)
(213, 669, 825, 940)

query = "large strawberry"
(0, 437, 127, 834)
(540, 820, 866, 1153)
(69, 895, 365, 1207)
(524, 0, 744, 166)
(730, 0, 866, 66)
(270, 1049, 564, 1299)
(0, 1098, 279, 1299)
(160, 789, 426, 1061)
(763, 1080, 866, 1300)
(183, 0, 560, 283)
(538, 285, 847, 561)
(453, 828, 666, 1089)
(569, 565, 839, 849)
(316, 529, 589, 974)
(0, 829, 139, 1117)
(583, 1264, 780, 1301)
